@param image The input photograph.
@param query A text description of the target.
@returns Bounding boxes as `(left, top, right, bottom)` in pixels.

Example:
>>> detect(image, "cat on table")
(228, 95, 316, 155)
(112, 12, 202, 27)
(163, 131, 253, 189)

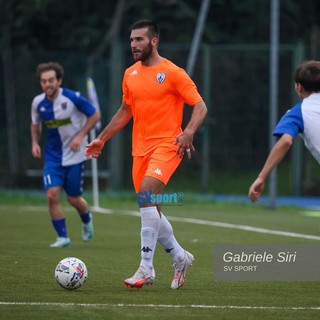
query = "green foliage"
(1, 0, 320, 193)
(2, 0, 320, 50)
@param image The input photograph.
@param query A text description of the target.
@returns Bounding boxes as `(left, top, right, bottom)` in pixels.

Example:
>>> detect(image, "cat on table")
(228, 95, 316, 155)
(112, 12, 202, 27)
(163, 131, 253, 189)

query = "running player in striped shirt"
(31, 62, 100, 247)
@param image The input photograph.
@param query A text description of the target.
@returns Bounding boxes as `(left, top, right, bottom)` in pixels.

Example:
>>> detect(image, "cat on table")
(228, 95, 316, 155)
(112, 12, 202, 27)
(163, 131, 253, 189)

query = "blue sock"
(80, 211, 91, 224)
(51, 218, 68, 238)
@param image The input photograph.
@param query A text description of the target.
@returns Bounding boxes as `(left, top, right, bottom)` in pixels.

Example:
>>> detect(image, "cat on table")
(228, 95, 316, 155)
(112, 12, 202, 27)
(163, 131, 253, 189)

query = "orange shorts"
(132, 142, 182, 192)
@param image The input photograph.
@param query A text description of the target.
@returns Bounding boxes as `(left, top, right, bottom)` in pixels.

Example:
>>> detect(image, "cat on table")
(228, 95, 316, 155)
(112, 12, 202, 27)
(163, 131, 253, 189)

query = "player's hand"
(32, 143, 42, 158)
(70, 136, 83, 152)
(248, 177, 265, 202)
(174, 132, 195, 159)
(85, 139, 105, 159)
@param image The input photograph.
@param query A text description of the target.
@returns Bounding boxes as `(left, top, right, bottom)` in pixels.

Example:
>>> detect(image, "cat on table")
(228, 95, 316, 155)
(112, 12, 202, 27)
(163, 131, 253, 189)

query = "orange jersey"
(122, 58, 203, 156)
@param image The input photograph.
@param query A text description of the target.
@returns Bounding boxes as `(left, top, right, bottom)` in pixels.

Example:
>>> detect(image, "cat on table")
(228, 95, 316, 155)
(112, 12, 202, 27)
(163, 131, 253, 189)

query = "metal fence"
(1, 42, 314, 195)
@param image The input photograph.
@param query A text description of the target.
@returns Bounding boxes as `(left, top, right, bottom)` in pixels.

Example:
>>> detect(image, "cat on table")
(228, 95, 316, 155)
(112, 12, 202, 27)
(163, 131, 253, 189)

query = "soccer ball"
(55, 257, 88, 290)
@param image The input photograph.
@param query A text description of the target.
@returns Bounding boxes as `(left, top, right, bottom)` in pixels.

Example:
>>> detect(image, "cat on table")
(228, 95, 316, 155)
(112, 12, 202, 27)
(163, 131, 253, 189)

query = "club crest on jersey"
(61, 102, 67, 110)
(156, 72, 166, 84)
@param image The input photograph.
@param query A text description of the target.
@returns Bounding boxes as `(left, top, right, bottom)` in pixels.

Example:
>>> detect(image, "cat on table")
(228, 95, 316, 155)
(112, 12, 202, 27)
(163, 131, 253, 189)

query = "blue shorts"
(43, 162, 85, 197)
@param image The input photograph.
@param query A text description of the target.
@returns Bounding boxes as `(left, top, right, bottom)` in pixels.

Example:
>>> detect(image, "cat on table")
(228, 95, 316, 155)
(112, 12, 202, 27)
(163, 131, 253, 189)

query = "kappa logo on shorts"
(156, 72, 166, 84)
(153, 168, 162, 175)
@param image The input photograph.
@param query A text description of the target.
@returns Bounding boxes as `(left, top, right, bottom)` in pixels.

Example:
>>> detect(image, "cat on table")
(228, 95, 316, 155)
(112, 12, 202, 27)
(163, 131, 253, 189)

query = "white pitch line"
(92, 207, 320, 241)
(166, 216, 320, 241)
(2, 205, 320, 241)
(1, 302, 320, 311)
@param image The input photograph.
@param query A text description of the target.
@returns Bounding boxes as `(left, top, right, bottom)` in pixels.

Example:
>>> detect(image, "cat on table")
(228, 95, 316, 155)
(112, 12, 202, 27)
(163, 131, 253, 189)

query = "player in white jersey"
(248, 60, 320, 202)
(31, 62, 101, 247)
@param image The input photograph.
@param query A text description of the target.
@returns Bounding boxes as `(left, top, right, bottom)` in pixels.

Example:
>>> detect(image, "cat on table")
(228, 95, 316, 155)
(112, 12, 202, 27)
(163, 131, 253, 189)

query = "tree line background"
(1, 0, 320, 195)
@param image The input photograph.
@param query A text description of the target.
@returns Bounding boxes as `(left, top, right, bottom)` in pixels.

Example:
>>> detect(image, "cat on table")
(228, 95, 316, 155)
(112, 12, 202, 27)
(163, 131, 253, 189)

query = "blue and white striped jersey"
(273, 93, 320, 163)
(31, 88, 96, 166)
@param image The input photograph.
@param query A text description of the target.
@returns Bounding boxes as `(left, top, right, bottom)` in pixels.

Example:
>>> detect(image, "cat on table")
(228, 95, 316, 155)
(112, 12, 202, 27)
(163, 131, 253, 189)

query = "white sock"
(157, 212, 185, 261)
(139, 206, 160, 274)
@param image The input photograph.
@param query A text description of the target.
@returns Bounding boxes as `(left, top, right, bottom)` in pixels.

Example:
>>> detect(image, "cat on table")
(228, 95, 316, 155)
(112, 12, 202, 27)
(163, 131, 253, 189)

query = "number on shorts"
(44, 174, 52, 186)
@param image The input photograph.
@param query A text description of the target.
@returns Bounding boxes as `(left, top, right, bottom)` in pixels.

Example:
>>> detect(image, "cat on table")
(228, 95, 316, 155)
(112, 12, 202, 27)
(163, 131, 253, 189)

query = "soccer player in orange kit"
(85, 20, 207, 289)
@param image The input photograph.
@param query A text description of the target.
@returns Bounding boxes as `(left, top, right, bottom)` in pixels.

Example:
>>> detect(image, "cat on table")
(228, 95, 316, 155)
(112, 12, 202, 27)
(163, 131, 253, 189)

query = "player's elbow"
(280, 134, 293, 150)
(194, 101, 208, 120)
(95, 111, 101, 121)
(198, 101, 208, 114)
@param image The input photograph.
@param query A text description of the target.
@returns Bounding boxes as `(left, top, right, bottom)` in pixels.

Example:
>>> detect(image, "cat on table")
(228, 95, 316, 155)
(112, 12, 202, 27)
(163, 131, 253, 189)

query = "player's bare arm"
(85, 102, 132, 159)
(175, 101, 207, 159)
(248, 134, 293, 202)
(31, 123, 42, 158)
(70, 111, 101, 152)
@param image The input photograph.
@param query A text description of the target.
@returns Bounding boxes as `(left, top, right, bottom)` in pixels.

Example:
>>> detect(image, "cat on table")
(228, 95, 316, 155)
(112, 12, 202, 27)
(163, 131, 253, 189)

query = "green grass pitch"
(1, 191, 320, 320)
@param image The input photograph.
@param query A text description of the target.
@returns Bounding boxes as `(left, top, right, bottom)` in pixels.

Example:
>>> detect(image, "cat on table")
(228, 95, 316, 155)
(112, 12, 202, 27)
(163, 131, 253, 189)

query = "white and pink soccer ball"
(55, 257, 88, 290)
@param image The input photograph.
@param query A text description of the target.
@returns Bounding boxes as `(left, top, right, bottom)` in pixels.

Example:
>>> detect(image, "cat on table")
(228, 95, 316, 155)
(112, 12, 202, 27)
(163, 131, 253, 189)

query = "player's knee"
(66, 195, 79, 207)
(46, 189, 59, 205)
(66, 195, 87, 210)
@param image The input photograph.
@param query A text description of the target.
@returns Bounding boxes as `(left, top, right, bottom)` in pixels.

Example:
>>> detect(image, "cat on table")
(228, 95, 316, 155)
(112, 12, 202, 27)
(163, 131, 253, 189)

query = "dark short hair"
(294, 60, 320, 92)
(36, 62, 64, 80)
(130, 19, 160, 39)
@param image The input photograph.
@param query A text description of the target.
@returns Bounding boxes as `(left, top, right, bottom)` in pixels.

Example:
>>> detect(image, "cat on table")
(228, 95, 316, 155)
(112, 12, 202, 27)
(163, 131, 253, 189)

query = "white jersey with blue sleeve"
(273, 93, 320, 163)
(31, 88, 96, 166)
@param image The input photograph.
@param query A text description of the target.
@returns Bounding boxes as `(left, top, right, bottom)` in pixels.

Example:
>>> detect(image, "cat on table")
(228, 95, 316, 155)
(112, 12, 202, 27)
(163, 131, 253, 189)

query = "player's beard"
(45, 87, 59, 100)
(133, 42, 152, 62)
